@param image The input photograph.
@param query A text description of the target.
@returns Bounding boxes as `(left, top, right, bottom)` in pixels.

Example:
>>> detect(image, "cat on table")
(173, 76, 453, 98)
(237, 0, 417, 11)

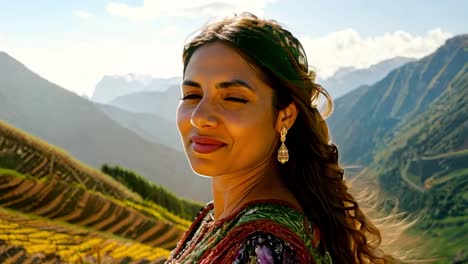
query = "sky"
(0, 0, 466, 97)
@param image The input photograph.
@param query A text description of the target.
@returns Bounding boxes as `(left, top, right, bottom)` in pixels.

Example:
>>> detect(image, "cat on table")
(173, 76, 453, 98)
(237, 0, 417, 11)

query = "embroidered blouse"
(165, 199, 332, 264)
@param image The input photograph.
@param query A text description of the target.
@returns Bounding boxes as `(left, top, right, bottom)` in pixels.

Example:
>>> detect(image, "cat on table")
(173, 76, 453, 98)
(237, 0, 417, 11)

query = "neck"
(211, 156, 299, 221)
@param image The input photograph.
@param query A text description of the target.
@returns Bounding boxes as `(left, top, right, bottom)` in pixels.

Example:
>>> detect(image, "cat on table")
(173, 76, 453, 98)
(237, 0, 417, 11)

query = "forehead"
(184, 42, 263, 84)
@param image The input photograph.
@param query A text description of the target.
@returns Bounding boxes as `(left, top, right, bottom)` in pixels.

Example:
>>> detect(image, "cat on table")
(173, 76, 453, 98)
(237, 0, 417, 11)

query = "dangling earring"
(277, 125, 289, 164)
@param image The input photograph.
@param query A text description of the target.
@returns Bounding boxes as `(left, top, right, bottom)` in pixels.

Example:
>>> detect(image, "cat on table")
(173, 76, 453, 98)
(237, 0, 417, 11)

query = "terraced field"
(0, 169, 186, 248)
(0, 118, 198, 263)
(0, 207, 170, 263)
(0, 120, 137, 200)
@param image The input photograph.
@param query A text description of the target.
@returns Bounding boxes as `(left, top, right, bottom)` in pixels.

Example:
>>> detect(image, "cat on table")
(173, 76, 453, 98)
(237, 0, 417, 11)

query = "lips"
(191, 135, 226, 154)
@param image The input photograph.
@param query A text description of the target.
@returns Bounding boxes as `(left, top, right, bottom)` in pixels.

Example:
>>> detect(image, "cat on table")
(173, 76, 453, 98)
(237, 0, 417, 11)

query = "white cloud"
(159, 25, 179, 37)
(4, 35, 185, 97)
(75, 10, 94, 21)
(0, 32, 6, 51)
(106, 0, 277, 22)
(300, 28, 453, 79)
(0, 33, 15, 57)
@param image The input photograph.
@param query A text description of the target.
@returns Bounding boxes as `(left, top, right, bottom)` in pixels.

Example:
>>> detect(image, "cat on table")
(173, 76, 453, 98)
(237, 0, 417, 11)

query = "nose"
(190, 97, 219, 129)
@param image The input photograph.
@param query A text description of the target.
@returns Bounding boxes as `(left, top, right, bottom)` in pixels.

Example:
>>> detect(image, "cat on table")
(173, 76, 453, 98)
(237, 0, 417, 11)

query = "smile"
(190, 135, 227, 154)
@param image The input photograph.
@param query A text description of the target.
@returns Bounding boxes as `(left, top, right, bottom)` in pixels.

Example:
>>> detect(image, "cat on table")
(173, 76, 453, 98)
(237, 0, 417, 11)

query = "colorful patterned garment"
(165, 199, 333, 264)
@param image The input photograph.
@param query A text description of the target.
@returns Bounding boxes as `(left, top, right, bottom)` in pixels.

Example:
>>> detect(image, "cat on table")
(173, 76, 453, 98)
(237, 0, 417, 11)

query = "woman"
(166, 13, 400, 264)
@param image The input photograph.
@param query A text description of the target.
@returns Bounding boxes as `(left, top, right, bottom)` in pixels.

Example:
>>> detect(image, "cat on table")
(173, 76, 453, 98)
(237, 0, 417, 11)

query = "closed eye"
(225, 97, 249, 103)
(180, 94, 202, 100)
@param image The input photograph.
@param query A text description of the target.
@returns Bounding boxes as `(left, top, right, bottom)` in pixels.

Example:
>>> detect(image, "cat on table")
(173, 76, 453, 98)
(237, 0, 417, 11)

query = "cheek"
(228, 109, 276, 145)
(176, 105, 192, 138)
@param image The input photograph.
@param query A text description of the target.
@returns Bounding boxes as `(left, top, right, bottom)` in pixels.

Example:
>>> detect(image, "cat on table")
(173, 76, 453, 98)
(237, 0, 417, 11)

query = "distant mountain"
(327, 35, 467, 165)
(108, 87, 181, 121)
(91, 74, 181, 103)
(0, 51, 210, 202)
(318, 57, 415, 99)
(105, 57, 413, 120)
(97, 103, 183, 151)
(327, 35, 467, 260)
(81, 93, 90, 100)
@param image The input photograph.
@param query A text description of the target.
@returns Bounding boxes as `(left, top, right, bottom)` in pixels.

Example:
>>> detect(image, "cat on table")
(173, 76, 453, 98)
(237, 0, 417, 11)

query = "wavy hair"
(182, 12, 417, 264)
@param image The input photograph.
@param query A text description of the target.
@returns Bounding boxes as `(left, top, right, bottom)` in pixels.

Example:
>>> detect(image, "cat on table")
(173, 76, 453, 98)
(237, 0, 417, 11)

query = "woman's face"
(177, 42, 279, 176)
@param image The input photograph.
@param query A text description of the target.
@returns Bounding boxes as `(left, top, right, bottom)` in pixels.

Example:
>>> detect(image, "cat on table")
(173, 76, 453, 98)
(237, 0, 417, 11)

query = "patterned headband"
(265, 24, 319, 108)
(265, 24, 310, 76)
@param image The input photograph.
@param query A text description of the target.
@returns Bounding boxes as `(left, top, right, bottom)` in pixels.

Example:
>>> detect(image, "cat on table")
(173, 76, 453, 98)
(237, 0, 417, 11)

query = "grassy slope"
(0, 168, 196, 262)
(0, 119, 138, 200)
(0, 169, 189, 245)
(0, 120, 208, 262)
(0, 119, 202, 222)
(326, 36, 467, 262)
(372, 68, 468, 261)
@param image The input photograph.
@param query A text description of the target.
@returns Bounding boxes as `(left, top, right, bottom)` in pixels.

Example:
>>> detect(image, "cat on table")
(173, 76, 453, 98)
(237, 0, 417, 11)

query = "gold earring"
(277, 125, 289, 164)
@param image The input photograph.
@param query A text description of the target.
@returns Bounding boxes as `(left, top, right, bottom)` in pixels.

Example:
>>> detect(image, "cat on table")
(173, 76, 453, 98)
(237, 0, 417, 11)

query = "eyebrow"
(182, 79, 254, 92)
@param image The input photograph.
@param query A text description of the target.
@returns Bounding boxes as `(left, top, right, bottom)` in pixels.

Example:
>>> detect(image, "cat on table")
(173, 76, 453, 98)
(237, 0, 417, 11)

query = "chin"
(190, 167, 219, 178)
(188, 161, 224, 177)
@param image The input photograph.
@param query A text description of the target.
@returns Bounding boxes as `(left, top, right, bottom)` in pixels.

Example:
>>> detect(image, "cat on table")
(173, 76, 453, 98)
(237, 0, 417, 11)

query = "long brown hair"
(182, 12, 412, 264)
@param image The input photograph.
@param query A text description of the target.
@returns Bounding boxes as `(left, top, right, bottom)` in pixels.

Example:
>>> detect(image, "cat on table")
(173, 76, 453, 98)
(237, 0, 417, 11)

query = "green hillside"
(328, 35, 467, 165)
(0, 119, 137, 200)
(326, 35, 468, 262)
(100, 164, 204, 221)
(373, 70, 467, 261)
(376, 65, 467, 213)
(0, 119, 208, 263)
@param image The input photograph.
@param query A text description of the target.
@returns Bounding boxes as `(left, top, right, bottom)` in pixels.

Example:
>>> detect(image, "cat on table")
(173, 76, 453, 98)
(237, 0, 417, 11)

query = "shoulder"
(233, 200, 319, 249)
(212, 200, 332, 264)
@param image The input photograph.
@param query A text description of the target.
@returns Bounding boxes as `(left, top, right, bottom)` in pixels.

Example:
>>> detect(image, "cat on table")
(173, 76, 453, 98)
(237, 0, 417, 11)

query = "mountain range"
(107, 86, 180, 122)
(95, 56, 413, 122)
(318, 56, 415, 99)
(96, 103, 183, 151)
(327, 35, 467, 165)
(88, 56, 416, 150)
(91, 74, 181, 103)
(326, 34, 467, 261)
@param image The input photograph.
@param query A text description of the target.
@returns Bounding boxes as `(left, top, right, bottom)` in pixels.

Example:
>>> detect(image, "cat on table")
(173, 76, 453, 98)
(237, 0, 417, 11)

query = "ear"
(275, 102, 298, 133)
